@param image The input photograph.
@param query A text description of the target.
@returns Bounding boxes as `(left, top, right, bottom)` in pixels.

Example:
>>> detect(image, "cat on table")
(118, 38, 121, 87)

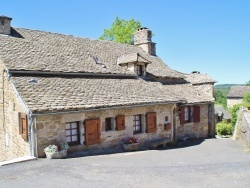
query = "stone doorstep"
(0, 156, 37, 166)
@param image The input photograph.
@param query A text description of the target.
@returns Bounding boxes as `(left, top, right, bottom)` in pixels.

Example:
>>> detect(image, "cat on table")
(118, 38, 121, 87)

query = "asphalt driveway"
(0, 138, 250, 188)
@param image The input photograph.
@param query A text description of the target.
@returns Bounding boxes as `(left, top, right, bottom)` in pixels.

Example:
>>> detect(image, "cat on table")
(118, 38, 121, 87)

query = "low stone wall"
(241, 111, 250, 148)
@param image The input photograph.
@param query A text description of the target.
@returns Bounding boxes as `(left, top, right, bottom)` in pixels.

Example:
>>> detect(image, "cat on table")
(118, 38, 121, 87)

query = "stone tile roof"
(227, 86, 250, 98)
(184, 72, 216, 84)
(11, 76, 186, 113)
(163, 84, 214, 104)
(0, 27, 183, 78)
(214, 106, 231, 120)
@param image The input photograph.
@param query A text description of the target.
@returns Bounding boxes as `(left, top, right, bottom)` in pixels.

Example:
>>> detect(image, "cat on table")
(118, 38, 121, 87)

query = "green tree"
(99, 16, 141, 44)
(246, 80, 250, 86)
(214, 90, 227, 108)
(243, 93, 250, 106)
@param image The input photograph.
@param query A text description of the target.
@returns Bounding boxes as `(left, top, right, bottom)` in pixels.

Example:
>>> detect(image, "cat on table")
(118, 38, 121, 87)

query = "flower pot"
(45, 149, 67, 159)
(122, 143, 139, 152)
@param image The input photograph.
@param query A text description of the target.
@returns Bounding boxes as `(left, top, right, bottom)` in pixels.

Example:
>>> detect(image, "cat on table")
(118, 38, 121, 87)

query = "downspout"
(2, 69, 7, 148)
(8, 71, 35, 157)
(34, 116, 38, 158)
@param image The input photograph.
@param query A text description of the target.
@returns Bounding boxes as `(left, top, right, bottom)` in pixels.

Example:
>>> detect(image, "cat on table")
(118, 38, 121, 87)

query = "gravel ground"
(0, 138, 250, 188)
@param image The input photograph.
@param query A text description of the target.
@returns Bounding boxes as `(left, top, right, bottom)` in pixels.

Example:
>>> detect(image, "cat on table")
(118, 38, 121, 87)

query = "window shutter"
(146, 112, 157, 133)
(193, 105, 200, 123)
(85, 119, 100, 145)
(180, 106, 185, 125)
(116, 115, 125, 131)
(19, 113, 28, 141)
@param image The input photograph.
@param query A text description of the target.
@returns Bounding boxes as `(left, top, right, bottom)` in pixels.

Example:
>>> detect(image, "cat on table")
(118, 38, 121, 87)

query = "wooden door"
(85, 119, 100, 145)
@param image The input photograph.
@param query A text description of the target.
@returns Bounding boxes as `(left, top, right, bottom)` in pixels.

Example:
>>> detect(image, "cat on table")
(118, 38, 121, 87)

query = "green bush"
(216, 121, 233, 136)
(230, 105, 240, 126)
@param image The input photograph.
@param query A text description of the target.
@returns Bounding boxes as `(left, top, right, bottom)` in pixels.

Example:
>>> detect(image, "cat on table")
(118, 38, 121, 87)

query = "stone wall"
(36, 104, 175, 157)
(176, 104, 211, 139)
(193, 84, 214, 98)
(0, 61, 30, 162)
(36, 103, 212, 157)
(227, 98, 243, 108)
(241, 111, 250, 148)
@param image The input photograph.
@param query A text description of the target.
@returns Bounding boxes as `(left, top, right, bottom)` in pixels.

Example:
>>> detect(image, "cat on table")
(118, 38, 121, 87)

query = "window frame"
(133, 114, 142, 134)
(65, 121, 80, 146)
(137, 65, 143, 76)
(105, 117, 113, 131)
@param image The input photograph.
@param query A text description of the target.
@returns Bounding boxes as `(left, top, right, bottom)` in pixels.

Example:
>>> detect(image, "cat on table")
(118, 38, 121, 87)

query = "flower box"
(122, 143, 140, 152)
(45, 149, 67, 159)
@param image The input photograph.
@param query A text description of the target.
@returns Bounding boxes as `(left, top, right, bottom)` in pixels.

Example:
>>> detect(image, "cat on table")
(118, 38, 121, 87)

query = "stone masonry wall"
(241, 111, 250, 148)
(176, 104, 210, 139)
(227, 98, 243, 108)
(36, 104, 175, 157)
(0, 61, 30, 162)
(36, 103, 212, 157)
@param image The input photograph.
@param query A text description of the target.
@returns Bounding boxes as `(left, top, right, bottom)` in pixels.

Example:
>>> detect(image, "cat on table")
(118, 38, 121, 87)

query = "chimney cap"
(137, 27, 149, 31)
(0, 15, 12, 20)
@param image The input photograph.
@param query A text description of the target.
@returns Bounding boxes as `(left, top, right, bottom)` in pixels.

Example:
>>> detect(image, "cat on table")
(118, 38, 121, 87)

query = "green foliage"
(213, 84, 238, 96)
(99, 16, 141, 44)
(246, 80, 250, 86)
(214, 90, 227, 108)
(216, 121, 233, 136)
(243, 93, 250, 106)
(230, 105, 240, 126)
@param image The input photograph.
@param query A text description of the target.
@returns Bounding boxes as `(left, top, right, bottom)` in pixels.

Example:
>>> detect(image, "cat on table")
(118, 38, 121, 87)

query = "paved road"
(0, 138, 250, 188)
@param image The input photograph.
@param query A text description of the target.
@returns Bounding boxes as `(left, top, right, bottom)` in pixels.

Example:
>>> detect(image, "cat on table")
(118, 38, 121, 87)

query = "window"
(185, 106, 191, 122)
(105, 117, 113, 131)
(137, 65, 143, 76)
(133, 115, 142, 134)
(66, 122, 80, 146)
(180, 105, 200, 125)
(19, 113, 28, 141)
(165, 116, 169, 122)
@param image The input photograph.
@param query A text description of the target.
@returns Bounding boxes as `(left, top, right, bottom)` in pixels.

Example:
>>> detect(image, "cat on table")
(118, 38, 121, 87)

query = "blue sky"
(1, 0, 249, 84)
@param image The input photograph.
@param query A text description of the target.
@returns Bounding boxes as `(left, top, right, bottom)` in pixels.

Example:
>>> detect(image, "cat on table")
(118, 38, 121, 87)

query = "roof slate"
(184, 73, 216, 84)
(227, 86, 250, 98)
(11, 76, 185, 113)
(0, 27, 183, 78)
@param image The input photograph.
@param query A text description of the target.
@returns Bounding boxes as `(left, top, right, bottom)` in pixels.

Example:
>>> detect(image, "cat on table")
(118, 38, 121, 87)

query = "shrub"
(230, 105, 240, 126)
(123, 136, 138, 144)
(216, 121, 233, 136)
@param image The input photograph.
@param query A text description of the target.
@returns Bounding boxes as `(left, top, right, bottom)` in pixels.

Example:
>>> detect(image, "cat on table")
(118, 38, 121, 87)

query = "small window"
(133, 114, 142, 134)
(66, 122, 80, 146)
(137, 65, 143, 76)
(165, 116, 169, 122)
(105, 117, 113, 131)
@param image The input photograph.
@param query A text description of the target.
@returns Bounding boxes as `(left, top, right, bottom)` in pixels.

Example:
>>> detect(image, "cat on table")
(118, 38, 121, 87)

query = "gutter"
(8, 70, 137, 79)
(31, 100, 187, 116)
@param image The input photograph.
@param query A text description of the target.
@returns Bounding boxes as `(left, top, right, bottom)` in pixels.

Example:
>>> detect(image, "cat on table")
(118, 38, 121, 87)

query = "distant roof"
(214, 106, 231, 119)
(184, 72, 216, 84)
(227, 86, 250, 98)
(0, 27, 183, 79)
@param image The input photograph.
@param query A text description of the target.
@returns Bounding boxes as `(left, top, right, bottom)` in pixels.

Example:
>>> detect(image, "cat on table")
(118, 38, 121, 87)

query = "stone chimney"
(0, 15, 12, 35)
(134, 27, 156, 56)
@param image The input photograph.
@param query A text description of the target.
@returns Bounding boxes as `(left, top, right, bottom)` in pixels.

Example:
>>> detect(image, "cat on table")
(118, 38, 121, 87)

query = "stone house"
(0, 16, 216, 161)
(227, 86, 250, 108)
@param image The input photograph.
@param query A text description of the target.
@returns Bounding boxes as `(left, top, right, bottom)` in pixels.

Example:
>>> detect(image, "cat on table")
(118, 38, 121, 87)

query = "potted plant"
(44, 142, 69, 159)
(122, 136, 139, 152)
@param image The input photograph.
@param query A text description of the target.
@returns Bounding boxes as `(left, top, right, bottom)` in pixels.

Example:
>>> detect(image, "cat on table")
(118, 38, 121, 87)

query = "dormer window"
(117, 53, 151, 77)
(137, 65, 143, 76)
